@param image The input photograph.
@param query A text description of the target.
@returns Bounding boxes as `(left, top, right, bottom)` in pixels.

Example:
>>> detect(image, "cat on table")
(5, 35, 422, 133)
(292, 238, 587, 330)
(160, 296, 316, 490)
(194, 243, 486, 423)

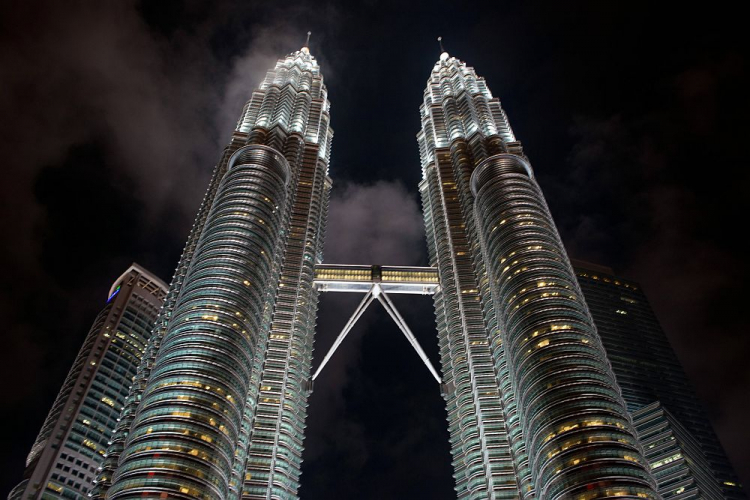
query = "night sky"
(1, 1, 748, 498)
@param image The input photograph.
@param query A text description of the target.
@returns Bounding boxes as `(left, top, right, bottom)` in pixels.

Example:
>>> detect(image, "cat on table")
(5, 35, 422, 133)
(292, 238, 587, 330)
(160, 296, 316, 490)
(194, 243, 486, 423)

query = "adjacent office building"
(634, 402, 724, 499)
(573, 261, 746, 499)
(9, 264, 167, 499)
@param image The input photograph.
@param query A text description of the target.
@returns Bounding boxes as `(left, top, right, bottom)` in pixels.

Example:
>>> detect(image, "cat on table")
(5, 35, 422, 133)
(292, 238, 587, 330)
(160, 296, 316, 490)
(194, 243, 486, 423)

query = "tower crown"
(417, 54, 517, 177)
(235, 45, 333, 164)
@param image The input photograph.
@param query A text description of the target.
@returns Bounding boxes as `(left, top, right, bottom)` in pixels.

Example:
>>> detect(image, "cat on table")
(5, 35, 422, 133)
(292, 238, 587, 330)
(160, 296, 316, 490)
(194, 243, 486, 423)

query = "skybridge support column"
(376, 290, 441, 384)
(312, 287, 376, 382)
(309, 278, 442, 386)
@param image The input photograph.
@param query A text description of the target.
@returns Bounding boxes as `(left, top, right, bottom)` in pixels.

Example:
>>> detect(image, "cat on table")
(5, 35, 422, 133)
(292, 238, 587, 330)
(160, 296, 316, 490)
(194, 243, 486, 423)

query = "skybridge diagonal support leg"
(376, 291, 442, 384)
(312, 286, 376, 382)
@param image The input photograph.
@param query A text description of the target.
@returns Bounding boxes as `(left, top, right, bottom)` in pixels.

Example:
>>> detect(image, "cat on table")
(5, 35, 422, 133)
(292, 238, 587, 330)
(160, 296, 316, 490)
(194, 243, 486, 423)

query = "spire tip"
(438, 36, 448, 60)
(301, 31, 312, 54)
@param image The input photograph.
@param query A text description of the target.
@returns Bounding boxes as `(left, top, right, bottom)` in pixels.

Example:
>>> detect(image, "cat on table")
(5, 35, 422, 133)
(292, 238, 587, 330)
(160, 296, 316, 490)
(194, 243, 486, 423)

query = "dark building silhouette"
(574, 260, 746, 499)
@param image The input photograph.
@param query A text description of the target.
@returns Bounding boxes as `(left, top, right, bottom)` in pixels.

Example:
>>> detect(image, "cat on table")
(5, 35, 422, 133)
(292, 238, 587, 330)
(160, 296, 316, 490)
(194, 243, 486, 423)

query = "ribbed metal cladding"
(419, 53, 526, 500)
(421, 158, 521, 499)
(240, 47, 332, 500)
(93, 47, 332, 500)
(471, 154, 658, 499)
(241, 146, 329, 500)
(91, 135, 246, 500)
(106, 145, 290, 500)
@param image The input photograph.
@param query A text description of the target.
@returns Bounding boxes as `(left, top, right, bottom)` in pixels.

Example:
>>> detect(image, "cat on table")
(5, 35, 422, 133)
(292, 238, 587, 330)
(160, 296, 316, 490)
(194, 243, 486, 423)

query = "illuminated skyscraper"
(573, 261, 746, 499)
(90, 42, 332, 500)
(418, 51, 659, 498)
(9, 264, 167, 500)
(18, 42, 733, 500)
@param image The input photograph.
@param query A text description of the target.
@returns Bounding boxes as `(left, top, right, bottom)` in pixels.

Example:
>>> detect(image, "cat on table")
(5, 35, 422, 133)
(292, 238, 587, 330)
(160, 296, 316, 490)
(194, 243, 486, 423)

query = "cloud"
(0, 1, 328, 272)
(324, 180, 425, 265)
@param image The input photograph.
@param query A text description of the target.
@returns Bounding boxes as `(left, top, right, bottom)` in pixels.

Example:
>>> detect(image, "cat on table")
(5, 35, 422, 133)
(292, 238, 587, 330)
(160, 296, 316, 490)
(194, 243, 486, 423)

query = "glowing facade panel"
(313, 264, 439, 294)
(419, 55, 524, 498)
(107, 147, 291, 500)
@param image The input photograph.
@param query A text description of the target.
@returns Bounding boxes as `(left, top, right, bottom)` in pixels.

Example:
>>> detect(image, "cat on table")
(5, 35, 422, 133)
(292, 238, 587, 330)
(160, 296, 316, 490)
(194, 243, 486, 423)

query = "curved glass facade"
(418, 53, 659, 499)
(418, 53, 528, 499)
(471, 155, 656, 499)
(107, 147, 291, 499)
(93, 46, 332, 500)
(238, 47, 332, 500)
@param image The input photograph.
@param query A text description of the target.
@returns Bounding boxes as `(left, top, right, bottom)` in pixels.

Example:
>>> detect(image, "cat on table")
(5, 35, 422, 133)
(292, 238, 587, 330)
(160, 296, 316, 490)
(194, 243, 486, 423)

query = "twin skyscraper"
(12, 44, 745, 499)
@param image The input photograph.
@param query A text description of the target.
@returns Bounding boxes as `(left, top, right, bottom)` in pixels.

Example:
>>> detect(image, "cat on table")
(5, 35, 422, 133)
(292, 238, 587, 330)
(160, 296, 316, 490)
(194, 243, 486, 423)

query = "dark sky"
(1, 1, 748, 498)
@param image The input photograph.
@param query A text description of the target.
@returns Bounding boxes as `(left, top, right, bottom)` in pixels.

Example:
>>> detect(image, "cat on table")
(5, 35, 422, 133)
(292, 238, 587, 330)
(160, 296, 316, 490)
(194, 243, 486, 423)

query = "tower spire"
(437, 36, 449, 61)
(301, 31, 312, 54)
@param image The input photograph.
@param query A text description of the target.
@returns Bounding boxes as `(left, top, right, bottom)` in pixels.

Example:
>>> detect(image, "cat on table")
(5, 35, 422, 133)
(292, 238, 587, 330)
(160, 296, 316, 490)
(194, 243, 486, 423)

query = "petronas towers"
(13, 42, 744, 500)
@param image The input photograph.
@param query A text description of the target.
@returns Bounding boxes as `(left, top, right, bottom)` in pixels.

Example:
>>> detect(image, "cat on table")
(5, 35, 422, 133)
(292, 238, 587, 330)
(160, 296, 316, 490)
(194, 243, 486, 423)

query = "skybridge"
(312, 264, 442, 385)
(314, 264, 439, 294)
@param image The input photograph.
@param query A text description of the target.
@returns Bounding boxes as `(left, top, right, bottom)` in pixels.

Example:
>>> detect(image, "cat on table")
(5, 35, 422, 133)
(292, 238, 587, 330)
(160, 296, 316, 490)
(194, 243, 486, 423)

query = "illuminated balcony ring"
(227, 144, 291, 186)
(470, 153, 533, 197)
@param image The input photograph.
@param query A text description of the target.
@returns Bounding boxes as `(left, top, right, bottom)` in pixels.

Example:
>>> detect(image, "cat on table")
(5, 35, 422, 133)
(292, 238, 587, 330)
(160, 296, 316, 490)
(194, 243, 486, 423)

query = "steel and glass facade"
(91, 46, 332, 500)
(574, 261, 746, 499)
(633, 402, 724, 499)
(418, 52, 658, 499)
(239, 48, 332, 500)
(10, 264, 167, 500)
